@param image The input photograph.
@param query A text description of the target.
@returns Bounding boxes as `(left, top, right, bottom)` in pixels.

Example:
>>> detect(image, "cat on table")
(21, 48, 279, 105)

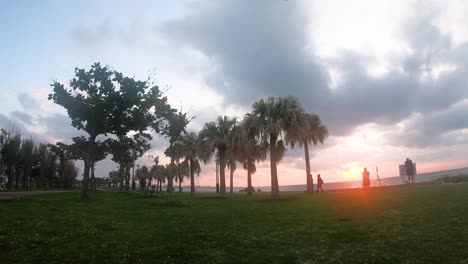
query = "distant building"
(399, 163, 417, 183)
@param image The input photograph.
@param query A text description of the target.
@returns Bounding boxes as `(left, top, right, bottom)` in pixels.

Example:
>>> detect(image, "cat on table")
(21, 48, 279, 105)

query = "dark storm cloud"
(166, 0, 331, 107)
(166, 0, 468, 145)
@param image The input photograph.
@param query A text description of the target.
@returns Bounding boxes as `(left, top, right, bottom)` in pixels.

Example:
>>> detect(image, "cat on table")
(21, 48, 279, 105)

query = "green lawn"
(1, 184, 468, 264)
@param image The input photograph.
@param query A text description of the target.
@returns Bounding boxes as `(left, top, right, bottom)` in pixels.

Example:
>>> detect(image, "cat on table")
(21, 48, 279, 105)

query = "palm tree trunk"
(304, 140, 313, 193)
(230, 165, 234, 194)
(190, 159, 195, 195)
(178, 175, 182, 192)
(247, 168, 252, 195)
(219, 153, 226, 195)
(216, 160, 219, 193)
(270, 135, 280, 200)
(144, 178, 152, 195)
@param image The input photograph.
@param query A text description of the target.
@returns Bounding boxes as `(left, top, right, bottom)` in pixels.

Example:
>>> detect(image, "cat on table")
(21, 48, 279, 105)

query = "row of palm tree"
(154, 96, 328, 199)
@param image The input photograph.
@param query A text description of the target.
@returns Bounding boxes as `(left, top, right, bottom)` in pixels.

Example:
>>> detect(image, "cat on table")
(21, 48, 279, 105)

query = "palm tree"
(237, 129, 268, 195)
(286, 113, 328, 193)
(176, 132, 209, 195)
(175, 160, 189, 192)
(243, 97, 304, 199)
(226, 124, 243, 194)
(199, 116, 237, 195)
(135, 165, 149, 191)
(161, 111, 191, 195)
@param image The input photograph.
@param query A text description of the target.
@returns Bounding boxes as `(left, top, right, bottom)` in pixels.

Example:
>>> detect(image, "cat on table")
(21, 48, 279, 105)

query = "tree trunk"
(219, 152, 226, 195)
(7, 166, 13, 190)
(167, 156, 175, 199)
(39, 159, 44, 189)
(23, 164, 30, 189)
(247, 167, 252, 195)
(304, 140, 313, 193)
(144, 178, 152, 195)
(15, 166, 20, 190)
(190, 159, 195, 195)
(82, 159, 90, 198)
(270, 135, 280, 200)
(90, 161, 95, 191)
(125, 163, 131, 191)
(131, 160, 136, 191)
(59, 157, 65, 189)
(229, 165, 234, 194)
(119, 163, 124, 191)
(178, 175, 182, 192)
(82, 134, 96, 199)
(216, 160, 219, 193)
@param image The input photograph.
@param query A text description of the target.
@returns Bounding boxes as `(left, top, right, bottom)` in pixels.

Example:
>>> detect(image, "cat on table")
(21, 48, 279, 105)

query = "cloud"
(10, 111, 33, 125)
(37, 113, 85, 141)
(17, 92, 40, 110)
(165, 0, 468, 141)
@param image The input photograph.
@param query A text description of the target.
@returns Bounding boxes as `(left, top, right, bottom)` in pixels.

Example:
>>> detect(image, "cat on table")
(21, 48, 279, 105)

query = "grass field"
(1, 184, 467, 264)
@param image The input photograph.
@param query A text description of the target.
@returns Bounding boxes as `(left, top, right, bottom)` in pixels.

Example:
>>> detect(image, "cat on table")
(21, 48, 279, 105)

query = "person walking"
(362, 167, 370, 188)
(405, 158, 415, 184)
(316, 174, 324, 192)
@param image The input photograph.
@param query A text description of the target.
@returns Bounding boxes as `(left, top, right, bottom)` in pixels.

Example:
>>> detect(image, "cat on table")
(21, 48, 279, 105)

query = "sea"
(179, 167, 468, 193)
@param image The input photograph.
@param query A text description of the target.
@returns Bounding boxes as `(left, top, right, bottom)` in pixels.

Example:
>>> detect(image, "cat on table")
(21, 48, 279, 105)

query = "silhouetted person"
(362, 167, 370, 188)
(405, 158, 415, 184)
(317, 174, 324, 192)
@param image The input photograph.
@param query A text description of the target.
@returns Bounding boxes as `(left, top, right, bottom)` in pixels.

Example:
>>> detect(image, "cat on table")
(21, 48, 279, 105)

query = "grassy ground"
(1, 184, 467, 264)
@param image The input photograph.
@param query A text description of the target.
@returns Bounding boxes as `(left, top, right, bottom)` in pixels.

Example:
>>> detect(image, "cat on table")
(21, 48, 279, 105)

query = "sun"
(340, 164, 362, 179)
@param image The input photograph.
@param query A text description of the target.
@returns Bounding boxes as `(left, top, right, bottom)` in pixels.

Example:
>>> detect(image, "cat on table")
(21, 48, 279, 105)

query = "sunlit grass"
(1, 184, 468, 263)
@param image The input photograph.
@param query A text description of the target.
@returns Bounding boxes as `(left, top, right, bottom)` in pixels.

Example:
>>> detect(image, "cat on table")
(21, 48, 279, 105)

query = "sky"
(1, 0, 468, 187)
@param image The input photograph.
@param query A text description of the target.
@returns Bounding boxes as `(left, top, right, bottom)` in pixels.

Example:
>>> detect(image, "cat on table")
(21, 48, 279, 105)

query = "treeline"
(49, 63, 329, 200)
(0, 129, 78, 190)
(3, 62, 328, 200)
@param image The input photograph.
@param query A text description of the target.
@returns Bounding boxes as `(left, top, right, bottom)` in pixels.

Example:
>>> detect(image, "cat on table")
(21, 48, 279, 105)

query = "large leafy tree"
(285, 113, 328, 193)
(199, 116, 237, 195)
(49, 63, 170, 199)
(243, 97, 303, 199)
